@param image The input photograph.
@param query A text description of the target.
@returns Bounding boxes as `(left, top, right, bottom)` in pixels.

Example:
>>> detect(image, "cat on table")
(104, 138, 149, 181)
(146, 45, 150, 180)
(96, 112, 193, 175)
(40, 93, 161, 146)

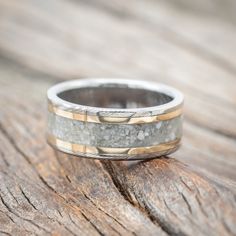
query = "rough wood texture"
(0, 0, 236, 235)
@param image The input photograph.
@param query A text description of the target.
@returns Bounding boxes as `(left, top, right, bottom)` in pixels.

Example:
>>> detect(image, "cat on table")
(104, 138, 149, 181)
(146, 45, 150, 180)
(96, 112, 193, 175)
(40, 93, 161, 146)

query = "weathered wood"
(0, 0, 236, 235)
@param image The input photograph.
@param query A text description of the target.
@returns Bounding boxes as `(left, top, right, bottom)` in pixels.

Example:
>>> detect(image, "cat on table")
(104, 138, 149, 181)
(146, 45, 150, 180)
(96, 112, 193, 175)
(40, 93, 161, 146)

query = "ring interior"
(58, 85, 173, 109)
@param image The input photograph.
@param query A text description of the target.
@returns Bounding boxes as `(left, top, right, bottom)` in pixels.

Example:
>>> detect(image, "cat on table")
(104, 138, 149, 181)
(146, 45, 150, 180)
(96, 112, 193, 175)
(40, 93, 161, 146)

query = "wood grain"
(0, 0, 235, 235)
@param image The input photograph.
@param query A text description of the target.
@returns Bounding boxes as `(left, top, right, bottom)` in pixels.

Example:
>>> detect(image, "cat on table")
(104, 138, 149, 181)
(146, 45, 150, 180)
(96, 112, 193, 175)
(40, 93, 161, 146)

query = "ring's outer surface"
(47, 78, 184, 160)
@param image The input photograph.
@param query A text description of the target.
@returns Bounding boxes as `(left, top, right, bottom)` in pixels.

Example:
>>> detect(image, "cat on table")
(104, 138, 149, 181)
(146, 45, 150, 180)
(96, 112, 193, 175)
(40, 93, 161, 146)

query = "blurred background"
(1, 0, 236, 79)
(0, 0, 236, 184)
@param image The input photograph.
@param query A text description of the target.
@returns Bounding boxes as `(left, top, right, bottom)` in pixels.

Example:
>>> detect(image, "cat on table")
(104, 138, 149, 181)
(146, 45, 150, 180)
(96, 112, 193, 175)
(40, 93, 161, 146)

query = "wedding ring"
(47, 78, 184, 160)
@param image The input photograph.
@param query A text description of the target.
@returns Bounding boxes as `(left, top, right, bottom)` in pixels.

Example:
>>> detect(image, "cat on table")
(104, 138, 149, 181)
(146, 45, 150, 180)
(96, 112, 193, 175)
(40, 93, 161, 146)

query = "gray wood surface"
(0, 0, 236, 235)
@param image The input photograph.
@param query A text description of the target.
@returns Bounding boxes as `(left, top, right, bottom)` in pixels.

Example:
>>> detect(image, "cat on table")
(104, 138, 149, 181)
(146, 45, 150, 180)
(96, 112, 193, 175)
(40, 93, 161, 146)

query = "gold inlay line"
(47, 135, 181, 156)
(48, 103, 182, 124)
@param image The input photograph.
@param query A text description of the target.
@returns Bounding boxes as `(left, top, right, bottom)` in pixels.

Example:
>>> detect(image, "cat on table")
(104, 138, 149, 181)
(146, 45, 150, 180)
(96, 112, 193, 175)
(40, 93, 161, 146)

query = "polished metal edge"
(47, 134, 181, 158)
(48, 103, 182, 124)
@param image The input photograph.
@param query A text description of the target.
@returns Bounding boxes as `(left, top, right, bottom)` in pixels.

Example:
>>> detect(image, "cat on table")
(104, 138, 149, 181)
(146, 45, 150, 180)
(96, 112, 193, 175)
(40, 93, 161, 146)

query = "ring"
(47, 78, 184, 160)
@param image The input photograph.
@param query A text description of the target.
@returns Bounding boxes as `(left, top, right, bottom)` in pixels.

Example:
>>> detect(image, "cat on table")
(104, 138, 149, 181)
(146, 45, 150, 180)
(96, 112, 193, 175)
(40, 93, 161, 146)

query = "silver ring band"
(47, 78, 184, 160)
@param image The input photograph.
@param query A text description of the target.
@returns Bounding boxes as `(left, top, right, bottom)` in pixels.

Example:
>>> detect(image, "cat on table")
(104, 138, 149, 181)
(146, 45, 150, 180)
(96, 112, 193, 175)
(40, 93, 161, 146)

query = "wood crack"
(100, 162, 134, 203)
(0, 122, 32, 166)
(80, 212, 104, 236)
(0, 124, 95, 235)
(0, 193, 50, 234)
(19, 185, 38, 211)
(101, 161, 186, 236)
(54, 154, 134, 235)
(0, 150, 9, 167)
(0, 209, 15, 224)
(80, 189, 132, 235)
(0, 231, 11, 236)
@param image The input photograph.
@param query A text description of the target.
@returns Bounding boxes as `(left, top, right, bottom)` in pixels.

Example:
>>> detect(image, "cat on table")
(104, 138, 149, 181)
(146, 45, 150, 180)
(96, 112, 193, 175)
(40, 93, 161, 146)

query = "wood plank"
(0, 0, 236, 235)
(0, 66, 165, 236)
(0, 0, 235, 182)
(0, 58, 235, 235)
